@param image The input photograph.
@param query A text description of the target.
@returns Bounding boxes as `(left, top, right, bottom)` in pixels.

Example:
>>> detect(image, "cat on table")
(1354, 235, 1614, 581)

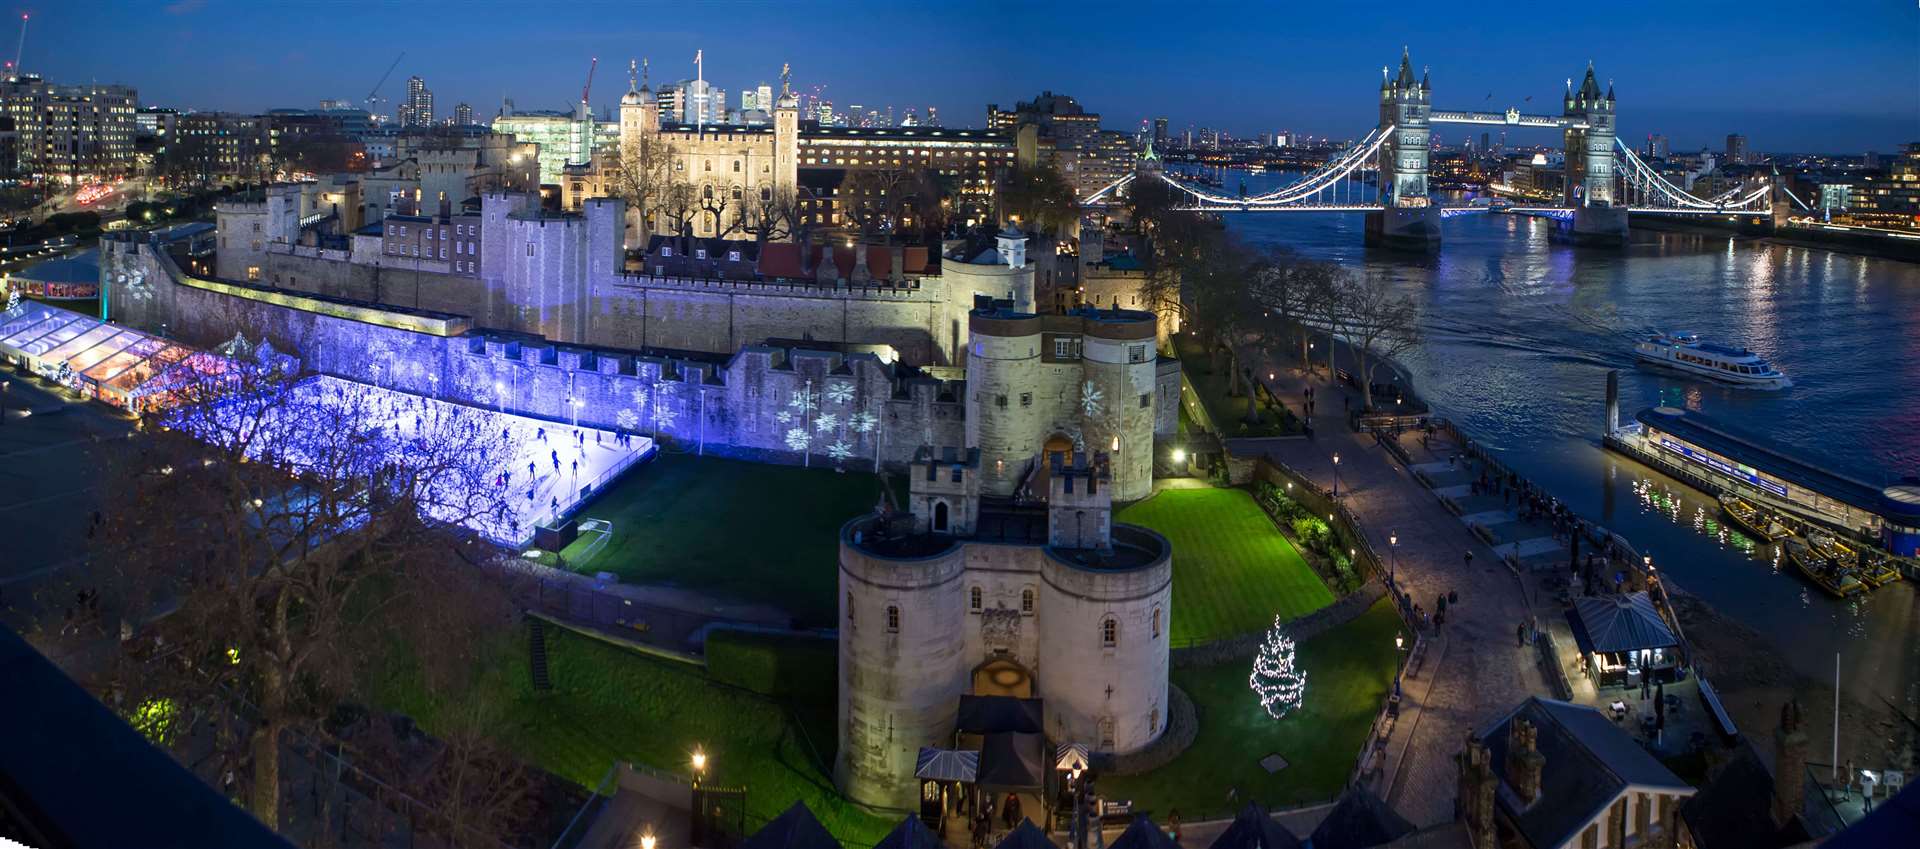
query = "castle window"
(847, 593, 855, 627)
(527, 243, 534, 256)
(970, 586, 982, 611)
(704, 161, 711, 172)
(1139, 393, 1150, 409)
(1129, 344, 1148, 364)
(934, 500, 950, 532)
(1020, 392, 1032, 407)
(995, 394, 1007, 408)
(1149, 708, 1160, 734)
(886, 606, 900, 633)
(1152, 607, 1162, 638)
(1098, 717, 1115, 750)
(1101, 616, 1117, 647)
(733, 160, 741, 172)
(1020, 588, 1034, 614)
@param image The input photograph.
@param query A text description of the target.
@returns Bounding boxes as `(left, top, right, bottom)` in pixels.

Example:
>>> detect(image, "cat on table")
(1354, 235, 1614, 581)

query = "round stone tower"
(835, 517, 970, 809)
(965, 310, 1047, 496)
(1078, 308, 1158, 502)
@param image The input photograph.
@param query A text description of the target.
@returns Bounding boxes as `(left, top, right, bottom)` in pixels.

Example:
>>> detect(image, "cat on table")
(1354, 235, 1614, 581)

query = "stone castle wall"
(103, 235, 964, 467)
(835, 524, 1172, 809)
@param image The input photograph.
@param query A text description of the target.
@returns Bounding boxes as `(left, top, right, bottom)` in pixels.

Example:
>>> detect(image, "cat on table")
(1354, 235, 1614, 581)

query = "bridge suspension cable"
(1158, 126, 1394, 209)
(1614, 140, 1770, 212)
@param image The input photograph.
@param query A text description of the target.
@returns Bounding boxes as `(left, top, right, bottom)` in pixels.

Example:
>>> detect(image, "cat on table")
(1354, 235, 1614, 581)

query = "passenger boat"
(1783, 537, 1865, 597)
(1633, 333, 1792, 390)
(1809, 532, 1902, 589)
(1718, 493, 1792, 542)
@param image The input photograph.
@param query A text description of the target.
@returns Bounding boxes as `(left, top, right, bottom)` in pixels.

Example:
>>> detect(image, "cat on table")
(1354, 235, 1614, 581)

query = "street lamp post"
(1332, 452, 1341, 498)
(1389, 532, 1399, 587)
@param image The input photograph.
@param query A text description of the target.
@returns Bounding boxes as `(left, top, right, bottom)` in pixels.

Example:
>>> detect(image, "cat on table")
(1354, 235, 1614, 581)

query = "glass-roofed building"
(0, 300, 211, 411)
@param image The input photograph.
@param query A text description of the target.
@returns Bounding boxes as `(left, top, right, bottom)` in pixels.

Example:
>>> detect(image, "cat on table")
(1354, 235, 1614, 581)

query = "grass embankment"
(1117, 487, 1333, 645)
(1174, 334, 1296, 438)
(553, 452, 896, 627)
(374, 625, 893, 846)
(1099, 598, 1404, 817)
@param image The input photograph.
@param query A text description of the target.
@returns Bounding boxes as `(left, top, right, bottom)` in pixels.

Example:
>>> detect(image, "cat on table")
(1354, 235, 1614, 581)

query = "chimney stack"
(1456, 733, 1497, 849)
(1771, 700, 1808, 828)
(1507, 716, 1546, 807)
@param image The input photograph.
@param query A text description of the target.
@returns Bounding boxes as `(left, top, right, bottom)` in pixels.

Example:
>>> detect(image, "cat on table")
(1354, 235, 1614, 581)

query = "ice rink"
(182, 375, 652, 545)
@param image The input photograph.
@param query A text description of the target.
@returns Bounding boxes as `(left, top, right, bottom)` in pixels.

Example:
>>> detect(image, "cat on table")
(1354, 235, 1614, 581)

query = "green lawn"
(374, 624, 893, 847)
(552, 452, 896, 627)
(1118, 487, 1334, 645)
(1174, 334, 1295, 438)
(1100, 598, 1404, 818)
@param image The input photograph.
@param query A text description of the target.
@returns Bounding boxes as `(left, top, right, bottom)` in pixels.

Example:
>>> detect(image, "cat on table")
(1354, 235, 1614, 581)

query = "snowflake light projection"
(1249, 615, 1307, 720)
(615, 408, 640, 431)
(849, 411, 878, 434)
(775, 411, 793, 425)
(827, 441, 853, 461)
(631, 386, 651, 410)
(117, 261, 152, 304)
(1080, 381, 1104, 417)
(788, 388, 817, 414)
(784, 427, 811, 451)
(825, 381, 856, 405)
(815, 412, 839, 433)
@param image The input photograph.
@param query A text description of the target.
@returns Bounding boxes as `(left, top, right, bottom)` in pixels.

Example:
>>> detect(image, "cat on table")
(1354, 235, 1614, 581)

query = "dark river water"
(1208, 166, 1920, 710)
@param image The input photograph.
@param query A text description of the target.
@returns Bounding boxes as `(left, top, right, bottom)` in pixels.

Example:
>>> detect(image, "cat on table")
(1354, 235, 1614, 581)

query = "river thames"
(1211, 167, 1920, 712)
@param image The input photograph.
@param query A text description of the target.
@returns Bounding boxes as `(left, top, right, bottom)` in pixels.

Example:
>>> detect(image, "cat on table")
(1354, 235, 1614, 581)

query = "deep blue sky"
(28, 0, 1920, 153)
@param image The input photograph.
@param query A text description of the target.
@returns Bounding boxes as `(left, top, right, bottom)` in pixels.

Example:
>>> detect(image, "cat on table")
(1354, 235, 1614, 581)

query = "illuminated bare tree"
(608, 134, 678, 236)
(70, 355, 520, 832)
(740, 186, 802, 255)
(1338, 271, 1421, 411)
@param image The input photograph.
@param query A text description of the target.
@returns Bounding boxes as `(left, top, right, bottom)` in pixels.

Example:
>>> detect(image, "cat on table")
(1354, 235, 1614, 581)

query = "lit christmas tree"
(1249, 615, 1306, 719)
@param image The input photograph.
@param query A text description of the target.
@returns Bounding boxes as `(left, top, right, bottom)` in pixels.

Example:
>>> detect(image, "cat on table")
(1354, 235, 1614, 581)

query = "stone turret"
(1506, 716, 1546, 807)
(1562, 61, 1626, 244)
(1457, 733, 1497, 849)
(1047, 451, 1112, 551)
(908, 446, 980, 535)
(1771, 700, 1808, 828)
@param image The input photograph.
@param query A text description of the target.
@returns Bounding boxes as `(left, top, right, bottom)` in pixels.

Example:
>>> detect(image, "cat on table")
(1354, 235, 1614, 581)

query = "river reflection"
(1217, 167, 1920, 707)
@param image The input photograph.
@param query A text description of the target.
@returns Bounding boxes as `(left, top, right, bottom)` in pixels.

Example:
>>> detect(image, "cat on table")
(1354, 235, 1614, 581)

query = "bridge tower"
(1366, 48, 1441, 251)
(1561, 63, 1628, 244)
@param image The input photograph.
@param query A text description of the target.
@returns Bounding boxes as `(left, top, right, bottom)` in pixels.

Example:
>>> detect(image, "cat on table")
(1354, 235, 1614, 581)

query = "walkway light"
(1395, 633, 1405, 651)
(1172, 448, 1186, 464)
(691, 749, 706, 775)
(642, 835, 657, 849)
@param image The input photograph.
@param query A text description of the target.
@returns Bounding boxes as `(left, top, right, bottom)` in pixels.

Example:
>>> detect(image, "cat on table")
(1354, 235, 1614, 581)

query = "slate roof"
(992, 820, 1058, 849)
(1206, 803, 1302, 849)
(975, 732, 1045, 790)
(957, 696, 1044, 735)
(875, 814, 947, 849)
(1479, 698, 1691, 849)
(1677, 742, 1816, 849)
(738, 801, 842, 849)
(1569, 593, 1678, 654)
(1109, 816, 1179, 849)
(1308, 785, 1415, 849)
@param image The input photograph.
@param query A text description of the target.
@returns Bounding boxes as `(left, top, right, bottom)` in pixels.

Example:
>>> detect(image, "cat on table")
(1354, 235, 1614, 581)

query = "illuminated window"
(1021, 588, 1034, 614)
(886, 605, 899, 633)
(970, 586, 982, 611)
(1101, 617, 1117, 647)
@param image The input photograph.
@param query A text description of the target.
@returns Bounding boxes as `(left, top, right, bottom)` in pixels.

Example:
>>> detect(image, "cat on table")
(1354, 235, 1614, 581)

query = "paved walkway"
(1228, 352, 1547, 828)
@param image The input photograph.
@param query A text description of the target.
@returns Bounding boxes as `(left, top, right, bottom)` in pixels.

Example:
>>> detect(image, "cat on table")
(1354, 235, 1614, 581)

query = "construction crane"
(7, 13, 26, 81)
(365, 51, 405, 116)
(581, 57, 597, 106)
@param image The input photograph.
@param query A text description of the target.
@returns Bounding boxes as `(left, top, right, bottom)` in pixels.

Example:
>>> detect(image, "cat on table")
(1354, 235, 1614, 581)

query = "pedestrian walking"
(1464, 550, 1474, 569)
(1517, 621, 1527, 647)
(1448, 589, 1458, 605)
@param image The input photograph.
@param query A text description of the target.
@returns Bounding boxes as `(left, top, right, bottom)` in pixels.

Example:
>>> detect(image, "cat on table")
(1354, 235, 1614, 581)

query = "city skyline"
(24, 0, 1918, 153)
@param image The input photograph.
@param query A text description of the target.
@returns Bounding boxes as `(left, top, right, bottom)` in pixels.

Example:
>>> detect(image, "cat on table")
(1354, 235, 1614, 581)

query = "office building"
(399, 76, 433, 127)
(0, 74, 138, 183)
(454, 102, 474, 126)
(1725, 133, 1748, 165)
(1152, 116, 1167, 145)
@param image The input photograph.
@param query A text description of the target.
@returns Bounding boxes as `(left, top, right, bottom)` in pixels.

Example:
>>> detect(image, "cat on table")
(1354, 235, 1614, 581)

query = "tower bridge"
(1084, 50, 1777, 250)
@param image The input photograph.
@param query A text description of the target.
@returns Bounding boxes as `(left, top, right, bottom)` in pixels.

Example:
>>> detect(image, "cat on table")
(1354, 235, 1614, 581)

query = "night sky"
(34, 0, 1920, 153)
